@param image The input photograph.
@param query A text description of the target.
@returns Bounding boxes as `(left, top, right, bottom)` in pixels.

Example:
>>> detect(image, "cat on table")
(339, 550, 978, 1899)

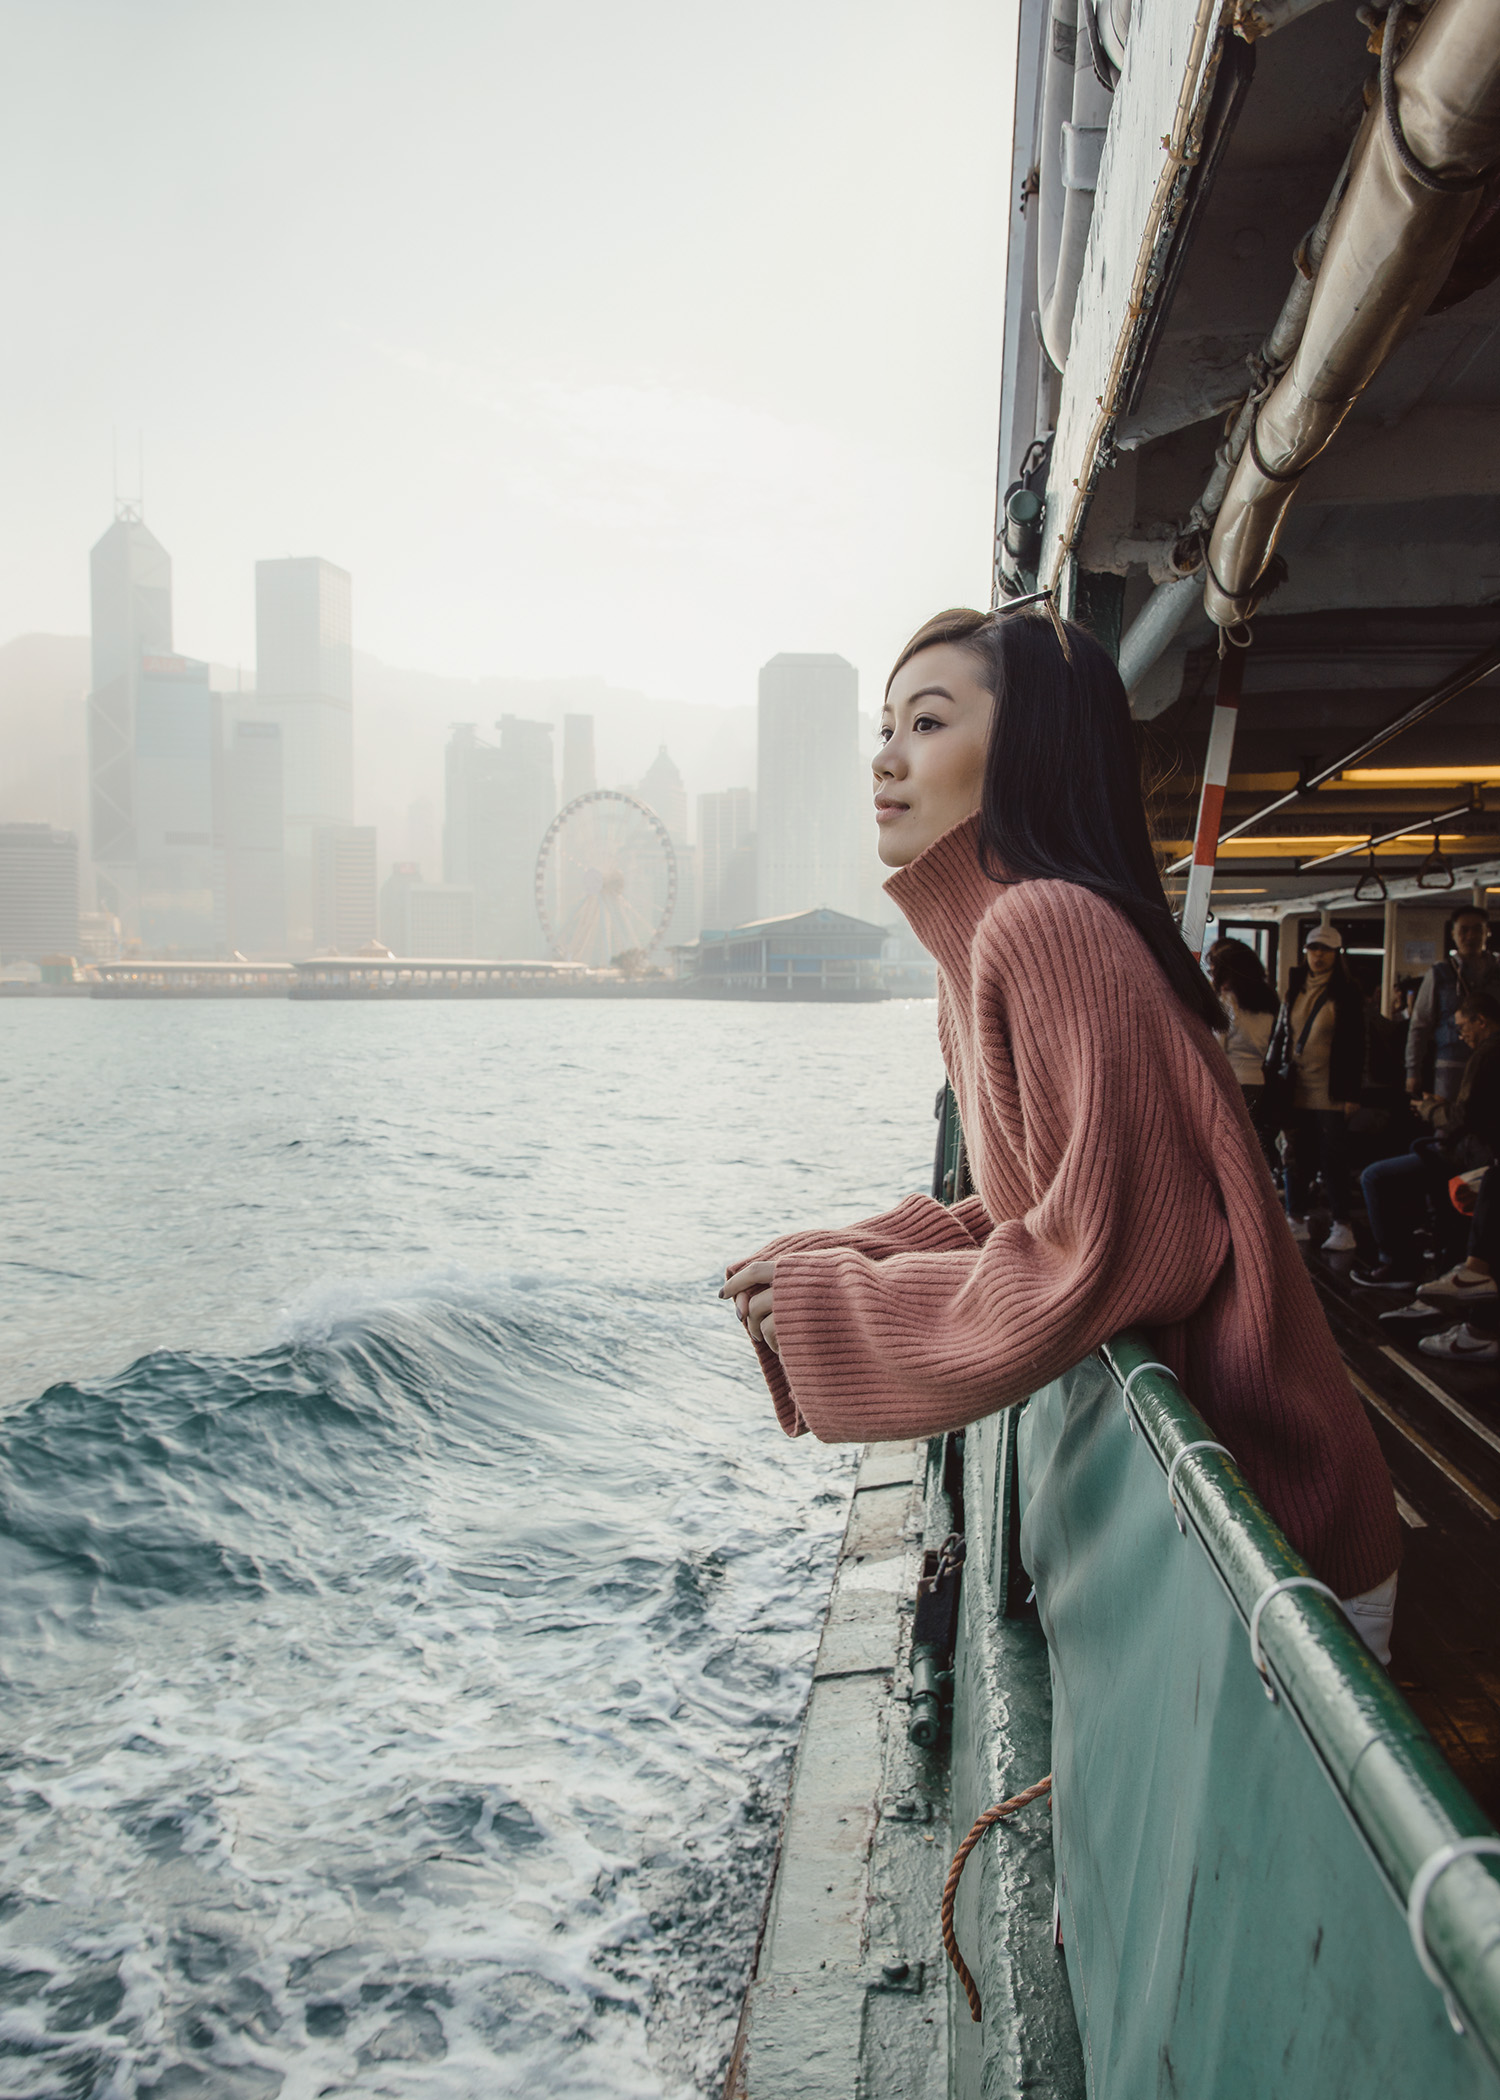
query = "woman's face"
(875, 643, 995, 868)
(1305, 941, 1337, 979)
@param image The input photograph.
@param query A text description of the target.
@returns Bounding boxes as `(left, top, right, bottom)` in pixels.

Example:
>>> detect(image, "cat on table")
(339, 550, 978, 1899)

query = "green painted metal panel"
(1016, 1339, 1500, 2097)
(949, 1406, 1087, 2099)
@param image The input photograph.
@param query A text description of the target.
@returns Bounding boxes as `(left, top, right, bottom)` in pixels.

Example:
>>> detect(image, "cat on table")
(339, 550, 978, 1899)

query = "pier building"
(676, 906, 887, 997)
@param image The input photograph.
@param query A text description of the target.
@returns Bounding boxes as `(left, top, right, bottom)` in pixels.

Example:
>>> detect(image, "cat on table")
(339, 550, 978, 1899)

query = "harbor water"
(0, 1000, 942, 2100)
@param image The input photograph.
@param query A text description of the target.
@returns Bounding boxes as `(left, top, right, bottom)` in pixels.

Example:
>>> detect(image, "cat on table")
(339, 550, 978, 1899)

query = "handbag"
(1262, 986, 1331, 1125)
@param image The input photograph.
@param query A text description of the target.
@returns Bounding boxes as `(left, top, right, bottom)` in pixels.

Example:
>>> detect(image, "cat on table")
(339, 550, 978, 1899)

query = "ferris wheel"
(534, 790, 678, 966)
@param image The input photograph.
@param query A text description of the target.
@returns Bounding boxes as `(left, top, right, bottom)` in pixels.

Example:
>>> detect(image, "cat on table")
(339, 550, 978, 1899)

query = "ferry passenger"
(721, 604, 1400, 1660)
(1265, 925, 1365, 1253)
(1410, 1164, 1500, 1365)
(1405, 908, 1500, 1105)
(1208, 938, 1277, 1168)
(1354, 988, 1500, 1292)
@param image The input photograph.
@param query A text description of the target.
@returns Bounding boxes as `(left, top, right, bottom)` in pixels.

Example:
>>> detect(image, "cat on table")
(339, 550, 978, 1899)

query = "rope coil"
(941, 1775, 1054, 2021)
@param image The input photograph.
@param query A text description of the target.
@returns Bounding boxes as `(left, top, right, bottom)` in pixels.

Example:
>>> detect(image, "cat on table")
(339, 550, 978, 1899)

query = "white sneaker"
(1418, 1323, 1500, 1363)
(1322, 1223, 1357, 1253)
(1287, 1215, 1310, 1242)
(1416, 1265, 1499, 1305)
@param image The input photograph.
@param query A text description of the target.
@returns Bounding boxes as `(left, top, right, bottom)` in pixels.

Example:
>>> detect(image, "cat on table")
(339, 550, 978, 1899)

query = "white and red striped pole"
(1178, 645, 1245, 961)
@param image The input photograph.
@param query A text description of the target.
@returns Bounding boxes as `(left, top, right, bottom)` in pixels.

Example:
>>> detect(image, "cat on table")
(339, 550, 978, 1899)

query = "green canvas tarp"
(1011, 1343, 1500, 2098)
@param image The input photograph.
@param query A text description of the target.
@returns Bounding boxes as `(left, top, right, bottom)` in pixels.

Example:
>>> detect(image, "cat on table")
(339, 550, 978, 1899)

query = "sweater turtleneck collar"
(882, 811, 1008, 976)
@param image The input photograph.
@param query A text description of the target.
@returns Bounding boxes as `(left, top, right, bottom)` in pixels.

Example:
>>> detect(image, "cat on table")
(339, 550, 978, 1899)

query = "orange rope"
(940, 1774, 1054, 2022)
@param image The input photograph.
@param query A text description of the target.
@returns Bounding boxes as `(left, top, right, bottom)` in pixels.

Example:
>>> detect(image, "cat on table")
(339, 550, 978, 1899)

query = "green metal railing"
(1095, 1331, 1500, 2068)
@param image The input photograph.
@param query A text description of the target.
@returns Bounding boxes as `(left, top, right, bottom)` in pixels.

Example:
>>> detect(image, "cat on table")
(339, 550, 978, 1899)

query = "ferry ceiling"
(998, 0, 1500, 923)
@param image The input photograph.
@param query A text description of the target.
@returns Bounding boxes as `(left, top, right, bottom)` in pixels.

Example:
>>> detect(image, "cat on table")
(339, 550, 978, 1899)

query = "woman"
(1265, 926, 1367, 1253)
(1209, 939, 1278, 1167)
(721, 605, 1398, 1653)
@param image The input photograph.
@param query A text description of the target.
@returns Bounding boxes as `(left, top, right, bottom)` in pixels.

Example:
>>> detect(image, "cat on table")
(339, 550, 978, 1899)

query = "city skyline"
(0, 500, 898, 966)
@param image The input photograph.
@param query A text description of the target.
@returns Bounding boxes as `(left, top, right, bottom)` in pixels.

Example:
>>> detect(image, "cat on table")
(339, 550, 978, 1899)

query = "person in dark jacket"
(1354, 989, 1500, 1289)
(1267, 923, 1367, 1251)
(1405, 907, 1500, 1104)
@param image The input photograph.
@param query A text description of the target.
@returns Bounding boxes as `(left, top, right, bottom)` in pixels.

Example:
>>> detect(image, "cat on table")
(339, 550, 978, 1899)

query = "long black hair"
(1210, 938, 1280, 1016)
(887, 606, 1226, 1032)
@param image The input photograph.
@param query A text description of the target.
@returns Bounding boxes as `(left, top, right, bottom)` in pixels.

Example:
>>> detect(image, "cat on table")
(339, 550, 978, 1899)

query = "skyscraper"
(638, 744, 697, 942)
(313, 825, 378, 952)
(443, 717, 555, 957)
(134, 654, 224, 955)
(87, 506, 173, 928)
(698, 787, 757, 929)
(379, 863, 476, 957)
(0, 824, 79, 963)
(756, 654, 861, 919)
(638, 745, 688, 843)
(562, 714, 597, 804)
(255, 557, 353, 950)
(225, 719, 286, 955)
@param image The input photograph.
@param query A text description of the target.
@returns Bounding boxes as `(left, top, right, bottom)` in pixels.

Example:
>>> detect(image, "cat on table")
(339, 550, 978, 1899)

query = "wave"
(0, 1271, 852, 2096)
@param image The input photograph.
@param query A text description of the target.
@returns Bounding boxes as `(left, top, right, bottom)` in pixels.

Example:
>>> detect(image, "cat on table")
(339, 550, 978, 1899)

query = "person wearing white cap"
(1266, 920, 1367, 1252)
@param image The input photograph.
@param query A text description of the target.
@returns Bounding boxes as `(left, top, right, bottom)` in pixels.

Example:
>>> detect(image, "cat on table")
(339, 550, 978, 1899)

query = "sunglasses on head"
(990, 585, 1074, 665)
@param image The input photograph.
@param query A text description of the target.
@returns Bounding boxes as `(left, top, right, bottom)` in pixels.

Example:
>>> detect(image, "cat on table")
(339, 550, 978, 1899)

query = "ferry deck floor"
(1300, 1221, 1500, 1821)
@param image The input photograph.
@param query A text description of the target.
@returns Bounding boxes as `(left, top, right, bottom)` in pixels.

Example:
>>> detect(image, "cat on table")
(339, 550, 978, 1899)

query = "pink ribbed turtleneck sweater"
(746, 813, 1399, 1599)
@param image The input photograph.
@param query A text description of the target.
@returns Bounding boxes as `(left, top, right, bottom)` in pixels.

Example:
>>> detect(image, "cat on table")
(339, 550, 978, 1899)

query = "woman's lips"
(874, 801, 909, 825)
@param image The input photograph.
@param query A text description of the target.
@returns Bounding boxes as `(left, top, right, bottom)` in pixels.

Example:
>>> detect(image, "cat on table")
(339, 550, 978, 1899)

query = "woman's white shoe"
(1417, 1323, 1500, 1363)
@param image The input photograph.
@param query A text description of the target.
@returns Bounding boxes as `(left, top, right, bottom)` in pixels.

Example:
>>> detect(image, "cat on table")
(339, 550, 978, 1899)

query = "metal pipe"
(1117, 571, 1202, 696)
(1204, 0, 1500, 624)
(1165, 638, 1500, 872)
(1035, 0, 1081, 373)
(1119, 150, 1352, 701)
(1297, 799, 1476, 872)
(1041, 52, 1115, 369)
(1096, 0, 1132, 71)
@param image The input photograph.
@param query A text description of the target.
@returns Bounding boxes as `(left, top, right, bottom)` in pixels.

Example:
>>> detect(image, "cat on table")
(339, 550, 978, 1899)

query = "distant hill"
(0, 637, 756, 870)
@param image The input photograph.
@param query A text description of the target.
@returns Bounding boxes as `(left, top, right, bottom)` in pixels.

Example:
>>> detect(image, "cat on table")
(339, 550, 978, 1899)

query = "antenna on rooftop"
(111, 426, 145, 525)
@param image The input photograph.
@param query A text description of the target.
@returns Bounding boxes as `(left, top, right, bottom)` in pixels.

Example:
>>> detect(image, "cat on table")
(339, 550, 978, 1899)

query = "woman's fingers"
(720, 1259, 775, 1301)
(722, 1259, 780, 1351)
(745, 1286, 774, 1344)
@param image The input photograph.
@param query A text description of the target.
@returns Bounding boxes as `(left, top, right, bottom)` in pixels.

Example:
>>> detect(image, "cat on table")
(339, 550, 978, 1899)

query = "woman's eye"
(878, 726, 893, 744)
(914, 714, 941, 733)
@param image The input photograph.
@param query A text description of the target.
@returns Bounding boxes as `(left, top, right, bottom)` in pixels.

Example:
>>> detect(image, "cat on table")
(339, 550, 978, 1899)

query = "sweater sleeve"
(734, 1190, 992, 1272)
(736, 1192, 994, 1435)
(760, 885, 1233, 1444)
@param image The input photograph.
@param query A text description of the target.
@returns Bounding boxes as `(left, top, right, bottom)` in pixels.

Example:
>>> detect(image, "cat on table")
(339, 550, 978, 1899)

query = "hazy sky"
(2, 0, 1014, 708)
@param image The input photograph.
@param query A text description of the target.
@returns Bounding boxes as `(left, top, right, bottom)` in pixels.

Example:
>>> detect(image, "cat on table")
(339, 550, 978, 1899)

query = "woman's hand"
(720, 1259, 779, 1355)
